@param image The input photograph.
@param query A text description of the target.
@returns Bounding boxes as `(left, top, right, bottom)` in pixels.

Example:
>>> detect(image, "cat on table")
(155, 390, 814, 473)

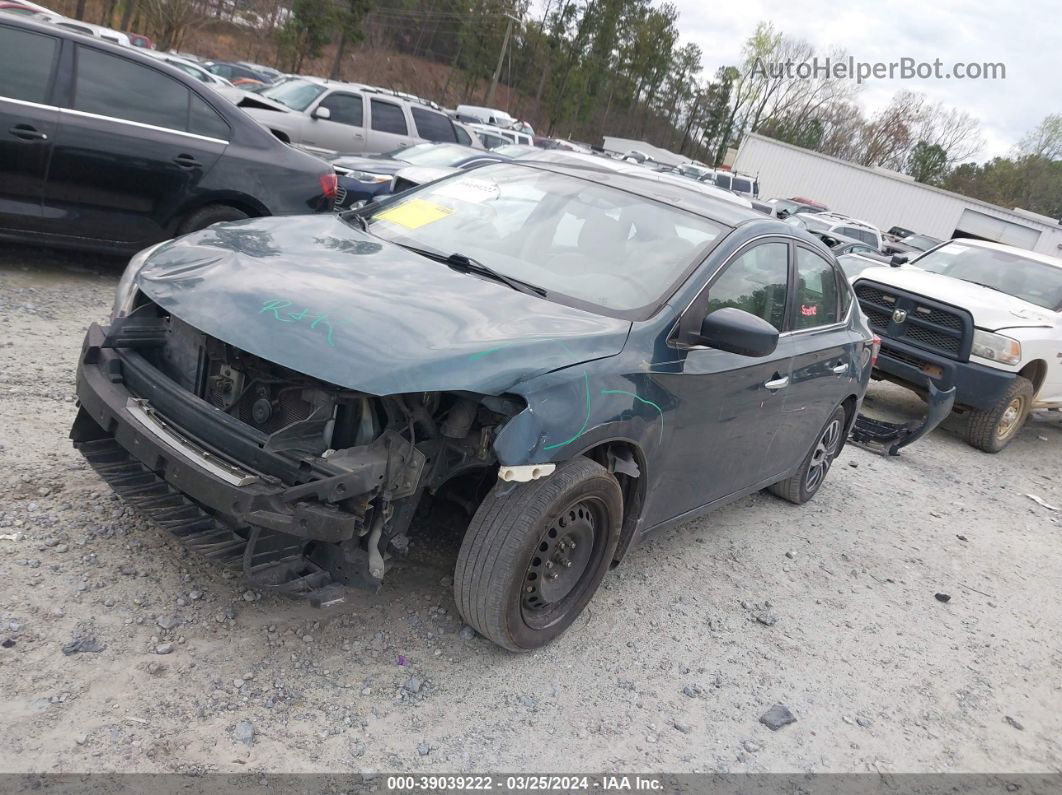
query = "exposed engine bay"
(77, 302, 526, 601)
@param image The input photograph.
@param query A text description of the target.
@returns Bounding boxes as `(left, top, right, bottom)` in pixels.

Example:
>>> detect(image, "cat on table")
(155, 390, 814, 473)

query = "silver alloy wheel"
(805, 418, 842, 491)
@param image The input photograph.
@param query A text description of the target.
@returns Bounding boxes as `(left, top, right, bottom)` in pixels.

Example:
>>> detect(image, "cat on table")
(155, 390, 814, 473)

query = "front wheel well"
(577, 440, 646, 567)
(1018, 360, 1047, 395)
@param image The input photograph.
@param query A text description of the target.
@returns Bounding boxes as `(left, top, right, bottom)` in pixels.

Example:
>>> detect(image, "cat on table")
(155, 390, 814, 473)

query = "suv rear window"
(0, 25, 59, 104)
(370, 100, 407, 135)
(411, 108, 456, 142)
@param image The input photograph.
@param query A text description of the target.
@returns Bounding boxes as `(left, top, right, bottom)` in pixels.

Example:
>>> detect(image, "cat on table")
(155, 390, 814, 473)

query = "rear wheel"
(964, 376, 1033, 453)
(178, 204, 248, 235)
(769, 404, 846, 505)
(454, 458, 622, 652)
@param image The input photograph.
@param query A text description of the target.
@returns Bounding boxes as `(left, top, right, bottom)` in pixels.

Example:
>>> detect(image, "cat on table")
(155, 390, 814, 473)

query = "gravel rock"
(155, 642, 174, 655)
(682, 684, 704, 698)
(62, 635, 105, 655)
(156, 615, 180, 631)
(458, 625, 476, 641)
(402, 676, 423, 695)
(233, 720, 255, 745)
(417, 741, 430, 756)
(672, 720, 692, 734)
(934, 593, 952, 603)
(759, 704, 797, 731)
(1005, 715, 1024, 731)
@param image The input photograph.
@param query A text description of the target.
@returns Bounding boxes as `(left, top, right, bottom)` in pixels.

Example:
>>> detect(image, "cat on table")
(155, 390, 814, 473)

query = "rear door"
(365, 97, 414, 152)
(777, 245, 858, 473)
(305, 90, 366, 153)
(44, 44, 228, 245)
(0, 23, 61, 234)
(645, 240, 795, 524)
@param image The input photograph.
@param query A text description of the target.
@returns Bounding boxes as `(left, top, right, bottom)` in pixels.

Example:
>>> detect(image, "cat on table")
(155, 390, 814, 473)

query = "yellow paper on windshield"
(375, 199, 453, 229)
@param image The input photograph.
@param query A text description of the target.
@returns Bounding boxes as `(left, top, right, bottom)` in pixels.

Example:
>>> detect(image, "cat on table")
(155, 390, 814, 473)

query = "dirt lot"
(1, 245, 1060, 775)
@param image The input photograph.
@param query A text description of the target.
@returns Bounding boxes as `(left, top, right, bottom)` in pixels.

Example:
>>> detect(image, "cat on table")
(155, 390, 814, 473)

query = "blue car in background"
(330, 143, 506, 208)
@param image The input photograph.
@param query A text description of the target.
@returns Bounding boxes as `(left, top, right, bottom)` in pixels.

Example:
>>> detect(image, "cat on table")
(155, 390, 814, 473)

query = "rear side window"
(794, 248, 841, 329)
(0, 25, 59, 103)
(75, 46, 189, 132)
(707, 242, 789, 331)
(454, 125, 472, 146)
(319, 92, 363, 126)
(411, 107, 456, 142)
(189, 93, 230, 140)
(370, 99, 407, 135)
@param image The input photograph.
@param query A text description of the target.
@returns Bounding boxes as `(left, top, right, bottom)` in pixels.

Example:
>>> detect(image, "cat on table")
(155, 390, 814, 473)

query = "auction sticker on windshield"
(376, 199, 454, 229)
(434, 177, 501, 204)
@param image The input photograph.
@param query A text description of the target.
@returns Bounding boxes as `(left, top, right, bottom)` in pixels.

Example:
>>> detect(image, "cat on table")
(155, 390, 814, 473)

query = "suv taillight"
(319, 173, 337, 199)
(870, 334, 881, 367)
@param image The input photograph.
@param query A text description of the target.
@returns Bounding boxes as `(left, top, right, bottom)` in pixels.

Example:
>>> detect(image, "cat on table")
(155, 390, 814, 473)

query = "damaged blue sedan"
(71, 159, 874, 651)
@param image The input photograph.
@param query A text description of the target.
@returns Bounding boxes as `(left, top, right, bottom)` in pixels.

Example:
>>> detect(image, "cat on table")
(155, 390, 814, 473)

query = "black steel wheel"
(454, 457, 622, 652)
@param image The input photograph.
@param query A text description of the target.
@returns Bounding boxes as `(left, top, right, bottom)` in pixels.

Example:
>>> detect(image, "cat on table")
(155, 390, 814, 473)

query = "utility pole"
(484, 14, 517, 108)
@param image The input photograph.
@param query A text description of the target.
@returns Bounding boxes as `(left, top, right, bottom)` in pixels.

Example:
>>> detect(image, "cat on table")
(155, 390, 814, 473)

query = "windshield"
(916, 243, 1062, 311)
(258, 79, 326, 111)
(359, 163, 724, 315)
(398, 144, 478, 167)
(904, 234, 941, 251)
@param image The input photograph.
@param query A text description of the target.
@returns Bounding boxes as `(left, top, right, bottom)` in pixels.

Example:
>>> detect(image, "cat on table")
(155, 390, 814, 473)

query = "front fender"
(493, 363, 673, 467)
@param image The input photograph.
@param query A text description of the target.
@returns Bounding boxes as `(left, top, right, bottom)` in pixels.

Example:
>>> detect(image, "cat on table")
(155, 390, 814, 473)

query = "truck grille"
(855, 280, 973, 360)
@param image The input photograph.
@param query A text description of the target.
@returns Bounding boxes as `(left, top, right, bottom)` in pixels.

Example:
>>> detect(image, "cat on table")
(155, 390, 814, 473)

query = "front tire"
(769, 404, 846, 505)
(964, 376, 1033, 453)
(454, 458, 622, 652)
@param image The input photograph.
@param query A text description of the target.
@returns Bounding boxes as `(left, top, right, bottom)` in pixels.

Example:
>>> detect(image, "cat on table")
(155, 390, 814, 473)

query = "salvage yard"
(1, 246, 1060, 774)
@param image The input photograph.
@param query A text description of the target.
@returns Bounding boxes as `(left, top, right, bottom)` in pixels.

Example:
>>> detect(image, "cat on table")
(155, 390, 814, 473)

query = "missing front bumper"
(850, 381, 957, 456)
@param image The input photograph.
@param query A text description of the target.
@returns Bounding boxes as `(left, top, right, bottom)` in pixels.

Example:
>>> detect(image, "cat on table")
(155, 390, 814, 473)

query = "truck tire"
(454, 457, 622, 652)
(178, 204, 248, 235)
(768, 404, 846, 505)
(964, 376, 1033, 453)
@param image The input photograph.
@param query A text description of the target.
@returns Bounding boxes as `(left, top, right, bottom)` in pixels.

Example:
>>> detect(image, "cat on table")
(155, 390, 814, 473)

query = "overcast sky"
(668, 0, 1058, 161)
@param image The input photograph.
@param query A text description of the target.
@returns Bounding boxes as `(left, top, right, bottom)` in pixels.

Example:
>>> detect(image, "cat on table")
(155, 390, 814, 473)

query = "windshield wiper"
(963, 279, 1010, 296)
(397, 245, 547, 298)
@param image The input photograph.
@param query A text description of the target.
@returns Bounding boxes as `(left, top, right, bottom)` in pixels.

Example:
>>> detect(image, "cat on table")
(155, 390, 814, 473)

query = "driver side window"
(705, 242, 789, 331)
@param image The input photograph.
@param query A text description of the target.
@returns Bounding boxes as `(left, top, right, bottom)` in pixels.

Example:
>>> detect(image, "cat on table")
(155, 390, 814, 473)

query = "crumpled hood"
(331, 154, 403, 175)
(857, 266, 1059, 331)
(135, 216, 631, 395)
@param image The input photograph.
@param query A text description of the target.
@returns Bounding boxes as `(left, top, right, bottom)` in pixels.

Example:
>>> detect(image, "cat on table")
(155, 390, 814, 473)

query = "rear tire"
(964, 376, 1033, 453)
(769, 404, 846, 505)
(454, 457, 622, 652)
(178, 204, 248, 235)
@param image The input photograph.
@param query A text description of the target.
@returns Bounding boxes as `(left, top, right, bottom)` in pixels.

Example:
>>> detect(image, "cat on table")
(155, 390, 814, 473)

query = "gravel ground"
(1, 245, 1060, 775)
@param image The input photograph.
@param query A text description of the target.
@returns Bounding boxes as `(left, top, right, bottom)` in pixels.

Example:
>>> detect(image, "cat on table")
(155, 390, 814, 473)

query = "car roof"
(940, 238, 1062, 268)
(513, 154, 765, 227)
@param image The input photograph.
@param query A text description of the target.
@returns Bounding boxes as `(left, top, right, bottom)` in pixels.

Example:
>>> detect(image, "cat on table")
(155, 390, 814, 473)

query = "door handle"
(831, 363, 848, 374)
(9, 124, 47, 141)
(764, 375, 790, 390)
(173, 154, 200, 168)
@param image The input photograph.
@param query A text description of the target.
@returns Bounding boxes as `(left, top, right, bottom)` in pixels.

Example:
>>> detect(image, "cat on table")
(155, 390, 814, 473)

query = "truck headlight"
(971, 330, 1021, 365)
(112, 241, 168, 319)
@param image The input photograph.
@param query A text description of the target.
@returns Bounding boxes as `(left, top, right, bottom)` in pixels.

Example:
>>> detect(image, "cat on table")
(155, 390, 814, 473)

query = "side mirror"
(890, 253, 909, 267)
(312, 105, 331, 120)
(696, 307, 779, 357)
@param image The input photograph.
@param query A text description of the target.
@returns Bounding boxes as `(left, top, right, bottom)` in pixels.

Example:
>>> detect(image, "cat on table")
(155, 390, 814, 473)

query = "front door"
(0, 23, 62, 234)
(644, 240, 794, 525)
(305, 91, 366, 153)
(43, 44, 226, 245)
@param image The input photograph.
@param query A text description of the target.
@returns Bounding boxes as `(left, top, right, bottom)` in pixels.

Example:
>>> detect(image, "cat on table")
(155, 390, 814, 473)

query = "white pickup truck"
(850, 239, 1062, 452)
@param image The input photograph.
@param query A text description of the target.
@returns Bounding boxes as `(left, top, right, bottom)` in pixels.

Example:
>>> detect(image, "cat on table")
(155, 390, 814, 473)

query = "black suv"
(0, 17, 335, 254)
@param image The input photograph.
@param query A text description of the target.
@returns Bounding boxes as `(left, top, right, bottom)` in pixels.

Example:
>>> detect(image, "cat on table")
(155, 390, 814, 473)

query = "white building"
(733, 133, 1062, 256)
